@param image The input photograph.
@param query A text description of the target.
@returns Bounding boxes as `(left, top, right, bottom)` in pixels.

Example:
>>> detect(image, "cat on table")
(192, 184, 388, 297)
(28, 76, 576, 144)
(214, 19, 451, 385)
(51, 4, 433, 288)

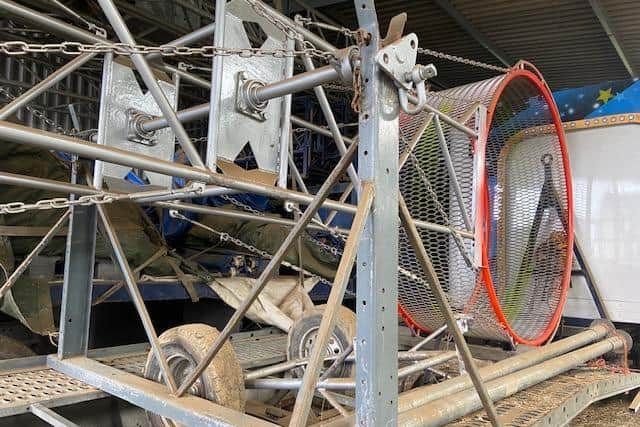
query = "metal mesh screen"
(398, 69, 572, 345)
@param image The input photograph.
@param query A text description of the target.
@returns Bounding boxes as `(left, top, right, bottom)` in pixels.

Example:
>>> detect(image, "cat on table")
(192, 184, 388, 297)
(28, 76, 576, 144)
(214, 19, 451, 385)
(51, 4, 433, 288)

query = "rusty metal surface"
(450, 368, 640, 427)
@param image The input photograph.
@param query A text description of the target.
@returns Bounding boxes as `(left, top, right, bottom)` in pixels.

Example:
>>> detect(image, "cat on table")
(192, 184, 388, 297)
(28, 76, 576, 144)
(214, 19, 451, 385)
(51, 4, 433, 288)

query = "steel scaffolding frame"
(0, 0, 507, 425)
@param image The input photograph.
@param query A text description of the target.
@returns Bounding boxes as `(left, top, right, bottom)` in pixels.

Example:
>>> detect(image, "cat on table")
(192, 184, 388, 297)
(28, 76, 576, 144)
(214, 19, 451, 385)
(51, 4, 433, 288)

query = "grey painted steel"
(289, 182, 373, 425)
(431, 0, 513, 68)
(291, 115, 355, 145)
(398, 334, 627, 426)
(141, 102, 210, 132)
(96, 0, 205, 169)
(0, 53, 96, 120)
(300, 49, 360, 193)
(398, 196, 501, 427)
(419, 100, 478, 138)
(46, 356, 273, 427)
(354, 2, 400, 425)
(277, 38, 295, 188)
(96, 204, 178, 392)
(93, 52, 113, 190)
(205, 0, 226, 169)
(588, 0, 637, 78)
(434, 115, 472, 231)
(175, 140, 359, 397)
(146, 22, 216, 63)
(29, 403, 79, 427)
(253, 63, 342, 103)
(57, 205, 98, 358)
(0, 209, 70, 300)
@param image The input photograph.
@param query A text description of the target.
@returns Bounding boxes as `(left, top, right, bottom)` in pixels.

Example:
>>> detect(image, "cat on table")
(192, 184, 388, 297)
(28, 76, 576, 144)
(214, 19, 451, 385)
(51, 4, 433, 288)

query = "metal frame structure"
(0, 1, 503, 425)
(0, 1, 635, 427)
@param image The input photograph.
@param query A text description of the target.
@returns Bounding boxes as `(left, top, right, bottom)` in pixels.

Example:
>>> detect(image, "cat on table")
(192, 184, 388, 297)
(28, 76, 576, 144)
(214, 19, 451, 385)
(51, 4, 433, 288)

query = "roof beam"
(588, 0, 637, 78)
(431, 0, 513, 68)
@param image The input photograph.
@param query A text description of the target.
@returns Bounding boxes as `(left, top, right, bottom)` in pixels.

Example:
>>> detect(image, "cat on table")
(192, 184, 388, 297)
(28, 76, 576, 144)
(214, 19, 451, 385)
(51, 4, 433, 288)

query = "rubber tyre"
(287, 304, 356, 378)
(143, 323, 245, 426)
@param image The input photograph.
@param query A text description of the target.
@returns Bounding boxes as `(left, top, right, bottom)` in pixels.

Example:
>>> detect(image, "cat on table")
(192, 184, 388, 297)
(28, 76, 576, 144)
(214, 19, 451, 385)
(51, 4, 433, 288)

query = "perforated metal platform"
(0, 330, 288, 418)
(450, 368, 640, 427)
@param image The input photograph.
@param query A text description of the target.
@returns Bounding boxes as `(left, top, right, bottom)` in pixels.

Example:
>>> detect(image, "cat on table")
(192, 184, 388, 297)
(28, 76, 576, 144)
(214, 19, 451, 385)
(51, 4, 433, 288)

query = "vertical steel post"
(205, 0, 227, 169)
(354, 2, 400, 425)
(57, 204, 98, 358)
(277, 37, 295, 188)
(56, 52, 115, 359)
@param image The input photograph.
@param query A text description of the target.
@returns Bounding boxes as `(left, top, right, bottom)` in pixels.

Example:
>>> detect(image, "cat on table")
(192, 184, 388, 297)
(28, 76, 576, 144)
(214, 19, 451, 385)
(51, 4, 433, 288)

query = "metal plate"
(213, 0, 287, 174)
(101, 60, 176, 188)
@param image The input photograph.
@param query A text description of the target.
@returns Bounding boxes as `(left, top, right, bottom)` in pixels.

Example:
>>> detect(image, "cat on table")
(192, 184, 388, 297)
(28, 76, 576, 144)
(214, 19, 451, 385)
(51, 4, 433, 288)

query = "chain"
(0, 183, 206, 215)
(0, 41, 336, 61)
(287, 203, 346, 256)
(417, 48, 509, 73)
(170, 210, 339, 289)
(0, 86, 74, 135)
(296, 16, 360, 41)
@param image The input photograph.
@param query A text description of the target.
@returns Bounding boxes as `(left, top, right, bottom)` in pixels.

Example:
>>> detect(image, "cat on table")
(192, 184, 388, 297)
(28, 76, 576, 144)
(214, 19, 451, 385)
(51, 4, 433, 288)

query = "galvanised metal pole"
(96, 0, 205, 169)
(289, 182, 374, 426)
(277, 38, 295, 188)
(175, 140, 359, 397)
(96, 204, 178, 393)
(204, 0, 226, 169)
(397, 320, 616, 413)
(398, 195, 501, 427)
(0, 0, 206, 91)
(0, 209, 70, 300)
(398, 333, 630, 427)
(354, 2, 400, 425)
(291, 115, 356, 145)
(298, 47, 360, 194)
(0, 122, 470, 236)
(0, 53, 96, 120)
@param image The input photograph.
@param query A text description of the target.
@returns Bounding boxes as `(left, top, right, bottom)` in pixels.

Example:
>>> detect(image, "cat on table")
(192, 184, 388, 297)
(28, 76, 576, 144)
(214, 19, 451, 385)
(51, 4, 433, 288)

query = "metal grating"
(450, 368, 640, 427)
(0, 331, 288, 417)
(397, 68, 572, 344)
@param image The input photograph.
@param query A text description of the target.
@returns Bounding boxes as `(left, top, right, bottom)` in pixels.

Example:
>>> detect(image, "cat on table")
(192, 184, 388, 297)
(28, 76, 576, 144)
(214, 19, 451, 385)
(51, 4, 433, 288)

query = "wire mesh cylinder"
(398, 67, 573, 345)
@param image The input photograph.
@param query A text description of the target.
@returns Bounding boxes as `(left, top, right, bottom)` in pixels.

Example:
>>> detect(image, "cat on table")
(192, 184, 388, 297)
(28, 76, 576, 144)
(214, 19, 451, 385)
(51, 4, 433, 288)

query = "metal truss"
(0, 0, 511, 426)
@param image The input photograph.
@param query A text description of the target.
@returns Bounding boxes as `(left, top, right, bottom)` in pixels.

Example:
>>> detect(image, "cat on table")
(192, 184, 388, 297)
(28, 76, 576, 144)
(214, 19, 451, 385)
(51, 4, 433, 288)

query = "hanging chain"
(296, 16, 360, 41)
(169, 210, 339, 289)
(417, 47, 509, 73)
(0, 41, 337, 61)
(0, 182, 206, 215)
(0, 86, 75, 135)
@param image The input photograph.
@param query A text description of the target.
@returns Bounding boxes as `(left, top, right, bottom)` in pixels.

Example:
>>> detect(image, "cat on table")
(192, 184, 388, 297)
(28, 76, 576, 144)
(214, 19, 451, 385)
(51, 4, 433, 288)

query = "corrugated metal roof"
(319, 0, 638, 90)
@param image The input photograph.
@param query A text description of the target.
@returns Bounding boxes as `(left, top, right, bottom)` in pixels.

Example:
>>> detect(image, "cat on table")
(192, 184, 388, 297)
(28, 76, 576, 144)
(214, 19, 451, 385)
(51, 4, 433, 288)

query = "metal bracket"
(376, 33, 437, 115)
(236, 71, 268, 122)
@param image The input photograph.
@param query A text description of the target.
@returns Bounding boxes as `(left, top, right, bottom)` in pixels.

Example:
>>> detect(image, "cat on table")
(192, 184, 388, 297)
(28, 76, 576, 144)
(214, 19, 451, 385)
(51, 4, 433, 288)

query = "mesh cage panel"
(398, 69, 572, 345)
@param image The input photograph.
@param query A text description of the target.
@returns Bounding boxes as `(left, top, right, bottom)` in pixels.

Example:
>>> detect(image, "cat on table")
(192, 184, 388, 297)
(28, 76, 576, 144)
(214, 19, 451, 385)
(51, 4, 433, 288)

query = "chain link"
(0, 40, 337, 61)
(0, 86, 74, 135)
(169, 210, 339, 290)
(0, 182, 206, 215)
(417, 47, 509, 73)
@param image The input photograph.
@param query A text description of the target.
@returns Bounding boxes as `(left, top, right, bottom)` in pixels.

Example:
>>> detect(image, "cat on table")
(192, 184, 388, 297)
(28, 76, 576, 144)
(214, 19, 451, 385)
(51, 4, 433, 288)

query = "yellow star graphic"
(597, 88, 614, 104)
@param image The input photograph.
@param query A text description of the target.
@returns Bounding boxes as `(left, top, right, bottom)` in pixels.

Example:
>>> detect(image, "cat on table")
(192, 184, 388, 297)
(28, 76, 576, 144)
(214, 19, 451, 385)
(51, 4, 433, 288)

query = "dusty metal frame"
(0, 0, 507, 426)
